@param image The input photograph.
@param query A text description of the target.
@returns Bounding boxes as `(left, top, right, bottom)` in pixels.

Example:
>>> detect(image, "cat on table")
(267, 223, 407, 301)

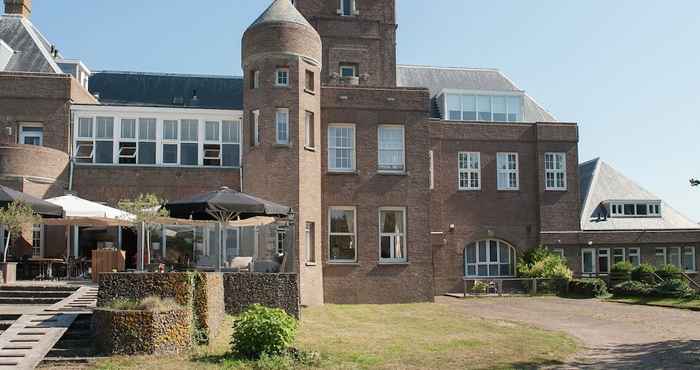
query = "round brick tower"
(242, 0, 324, 306)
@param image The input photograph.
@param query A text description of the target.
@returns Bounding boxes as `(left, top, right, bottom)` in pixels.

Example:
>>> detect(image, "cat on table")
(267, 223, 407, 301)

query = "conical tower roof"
(247, 0, 315, 31)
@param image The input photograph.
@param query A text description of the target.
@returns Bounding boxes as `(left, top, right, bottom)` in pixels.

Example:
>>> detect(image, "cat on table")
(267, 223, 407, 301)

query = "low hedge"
(612, 279, 697, 299)
(631, 263, 657, 284)
(568, 278, 607, 297)
(611, 281, 654, 297)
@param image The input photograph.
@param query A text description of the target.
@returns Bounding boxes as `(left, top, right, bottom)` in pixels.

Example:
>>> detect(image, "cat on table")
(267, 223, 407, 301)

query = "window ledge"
(274, 84, 290, 88)
(457, 189, 482, 192)
(272, 143, 292, 148)
(497, 189, 520, 192)
(326, 261, 360, 266)
(303, 146, 317, 152)
(304, 89, 316, 95)
(327, 170, 358, 176)
(377, 171, 408, 176)
(73, 163, 241, 170)
(378, 261, 409, 266)
(305, 262, 318, 267)
(545, 188, 568, 192)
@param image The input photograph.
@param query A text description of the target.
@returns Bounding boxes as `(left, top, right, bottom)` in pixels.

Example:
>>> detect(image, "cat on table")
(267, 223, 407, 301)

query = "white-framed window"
(551, 248, 565, 260)
(19, 124, 43, 146)
(275, 68, 289, 87)
(180, 119, 199, 166)
(628, 247, 640, 267)
(445, 93, 522, 122)
(669, 247, 682, 269)
(31, 224, 43, 258)
(464, 239, 516, 277)
(137, 118, 157, 165)
(598, 248, 610, 274)
(340, 64, 357, 78)
(276, 109, 289, 145)
(251, 110, 260, 146)
(250, 70, 260, 89)
(379, 207, 406, 263)
(497, 152, 519, 190)
(582, 248, 596, 275)
(328, 124, 355, 172)
(609, 201, 662, 218)
(683, 246, 696, 272)
(328, 206, 356, 262)
(458, 152, 480, 190)
(305, 222, 316, 263)
(74, 112, 241, 168)
(339, 0, 355, 16)
(162, 120, 178, 165)
(304, 111, 315, 149)
(118, 118, 137, 164)
(654, 247, 667, 268)
(544, 152, 567, 191)
(204, 121, 222, 166)
(378, 125, 405, 172)
(276, 229, 286, 255)
(94, 117, 114, 164)
(613, 248, 625, 265)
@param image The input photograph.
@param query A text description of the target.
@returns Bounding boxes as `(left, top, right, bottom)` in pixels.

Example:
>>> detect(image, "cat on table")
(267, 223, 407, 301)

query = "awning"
(45, 195, 135, 221)
(164, 186, 291, 220)
(41, 217, 132, 227)
(0, 185, 63, 218)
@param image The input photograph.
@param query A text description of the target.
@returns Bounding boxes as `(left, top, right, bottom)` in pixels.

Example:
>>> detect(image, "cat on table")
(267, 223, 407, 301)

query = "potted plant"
(0, 201, 40, 283)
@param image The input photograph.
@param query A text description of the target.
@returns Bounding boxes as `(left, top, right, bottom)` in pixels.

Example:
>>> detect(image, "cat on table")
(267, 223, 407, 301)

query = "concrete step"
(0, 297, 62, 305)
(0, 285, 78, 292)
(0, 291, 72, 298)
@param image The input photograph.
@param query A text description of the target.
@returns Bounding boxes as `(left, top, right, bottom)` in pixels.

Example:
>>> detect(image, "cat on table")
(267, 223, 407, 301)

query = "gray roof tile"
(0, 15, 61, 73)
(579, 158, 699, 231)
(248, 0, 314, 31)
(89, 71, 243, 110)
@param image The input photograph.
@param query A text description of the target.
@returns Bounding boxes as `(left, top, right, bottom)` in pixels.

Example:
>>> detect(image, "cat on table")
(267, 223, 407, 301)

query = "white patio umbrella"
(45, 195, 136, 258)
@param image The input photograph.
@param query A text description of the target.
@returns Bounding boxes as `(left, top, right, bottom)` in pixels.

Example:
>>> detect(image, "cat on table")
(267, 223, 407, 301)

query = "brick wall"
(73, 166, 240, 206)
(321, 86, 433, 304)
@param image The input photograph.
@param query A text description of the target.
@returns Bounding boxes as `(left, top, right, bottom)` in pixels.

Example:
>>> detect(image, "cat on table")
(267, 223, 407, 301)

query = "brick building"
(1, 0, 698, 304)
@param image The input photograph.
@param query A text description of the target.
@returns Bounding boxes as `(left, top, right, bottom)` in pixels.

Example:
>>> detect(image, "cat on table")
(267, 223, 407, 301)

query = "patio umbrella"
(0, 185, 63, 218)
(164, 186, 291, 220)
(46, 195, 135, 221)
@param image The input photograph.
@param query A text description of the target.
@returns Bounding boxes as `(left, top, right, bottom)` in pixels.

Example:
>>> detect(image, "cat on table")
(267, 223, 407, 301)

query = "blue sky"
(32, 0, 700, 221)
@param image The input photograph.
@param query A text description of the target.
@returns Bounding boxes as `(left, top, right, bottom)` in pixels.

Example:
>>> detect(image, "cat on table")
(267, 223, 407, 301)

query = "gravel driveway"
(438, 296, 700, 369)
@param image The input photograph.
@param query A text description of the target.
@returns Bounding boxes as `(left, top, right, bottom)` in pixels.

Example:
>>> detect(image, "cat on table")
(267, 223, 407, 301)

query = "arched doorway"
(464, 239, 516, 277)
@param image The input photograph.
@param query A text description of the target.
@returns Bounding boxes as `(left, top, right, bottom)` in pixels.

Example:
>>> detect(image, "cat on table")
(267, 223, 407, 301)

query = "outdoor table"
(29, 258, 65, 280)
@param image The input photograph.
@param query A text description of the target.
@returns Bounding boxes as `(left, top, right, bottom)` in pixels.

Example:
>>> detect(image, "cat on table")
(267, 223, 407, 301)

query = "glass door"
(582, 248, 596, 276)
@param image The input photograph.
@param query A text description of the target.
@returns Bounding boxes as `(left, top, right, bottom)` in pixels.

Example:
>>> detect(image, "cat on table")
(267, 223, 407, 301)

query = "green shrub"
(471, 281, 489, 294)
(611, 281, 654, 297)
(656, 264, 682, 281)
(231, 304, 298, 359)
(611, 261, 634, 274)
(568, 278, 607, 298)
(652, 279, 696, 298)
(631, 263, 657, 284)
(517, 247, 572, 294)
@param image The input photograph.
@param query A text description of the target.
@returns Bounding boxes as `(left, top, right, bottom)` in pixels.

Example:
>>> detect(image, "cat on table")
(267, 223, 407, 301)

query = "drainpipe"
(68, 110, 74, 192)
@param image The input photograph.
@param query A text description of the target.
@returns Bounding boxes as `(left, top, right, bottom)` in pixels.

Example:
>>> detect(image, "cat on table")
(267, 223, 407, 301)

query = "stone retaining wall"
(98, 272, 225, 343)
(223, 273, 300, 318)
(93, 308, 191, 355)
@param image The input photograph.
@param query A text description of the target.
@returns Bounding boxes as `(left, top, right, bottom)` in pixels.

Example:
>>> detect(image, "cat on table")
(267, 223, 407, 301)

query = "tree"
(118, 194, 170, 267)
(0, 201, 41, 263)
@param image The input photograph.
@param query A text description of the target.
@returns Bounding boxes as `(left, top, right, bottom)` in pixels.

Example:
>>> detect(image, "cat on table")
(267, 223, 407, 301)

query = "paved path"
(438, 296, 700, 369)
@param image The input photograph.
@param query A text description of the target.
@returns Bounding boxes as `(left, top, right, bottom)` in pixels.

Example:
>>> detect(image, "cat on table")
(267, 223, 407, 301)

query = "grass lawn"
(93, 302, 578, 370)
(608, 296, 700, 311)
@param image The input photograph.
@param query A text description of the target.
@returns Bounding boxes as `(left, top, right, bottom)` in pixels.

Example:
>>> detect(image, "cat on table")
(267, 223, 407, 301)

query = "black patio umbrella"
(164, 186, 291, 220)
(0, 185, 63, 218)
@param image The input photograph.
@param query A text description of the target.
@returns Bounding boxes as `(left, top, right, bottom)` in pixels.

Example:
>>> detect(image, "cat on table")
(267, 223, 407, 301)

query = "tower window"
(339, 0, 355, 16)
(340, 64, 357, 78)
(250, 70, 260, 89)
(276, 109, 289, 145)
(276, 68, 289, 87)
(305, 70, 315, 92)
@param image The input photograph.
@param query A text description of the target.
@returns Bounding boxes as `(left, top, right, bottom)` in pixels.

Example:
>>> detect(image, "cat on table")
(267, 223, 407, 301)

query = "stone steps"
(0, 291, 72, 298)
(0, 286, 78, 292)
(0, 297, 62, 305)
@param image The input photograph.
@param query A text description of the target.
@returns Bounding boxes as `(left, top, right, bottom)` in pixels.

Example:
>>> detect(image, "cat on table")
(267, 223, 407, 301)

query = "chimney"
(4, 0, 31, 18)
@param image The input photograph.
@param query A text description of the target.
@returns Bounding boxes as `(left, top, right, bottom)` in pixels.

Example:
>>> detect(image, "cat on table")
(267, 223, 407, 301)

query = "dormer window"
(444, 93, 522, 122)
(609, 201, 661, 218)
